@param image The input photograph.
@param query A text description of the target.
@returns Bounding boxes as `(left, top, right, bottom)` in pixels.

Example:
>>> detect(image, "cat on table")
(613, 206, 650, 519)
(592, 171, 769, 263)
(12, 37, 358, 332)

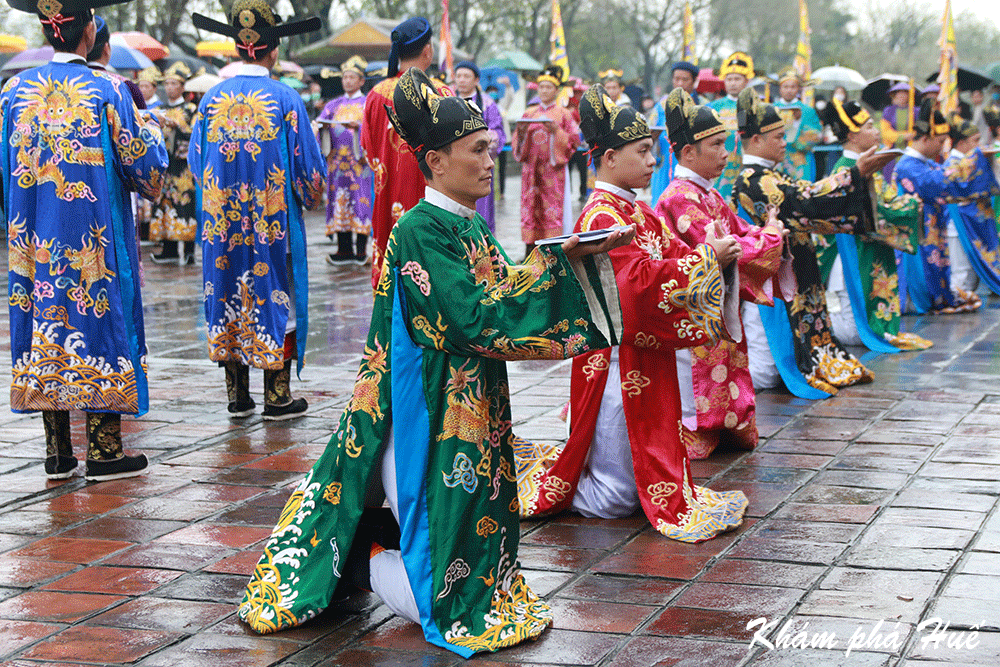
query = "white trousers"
(741, 301, 781, 390)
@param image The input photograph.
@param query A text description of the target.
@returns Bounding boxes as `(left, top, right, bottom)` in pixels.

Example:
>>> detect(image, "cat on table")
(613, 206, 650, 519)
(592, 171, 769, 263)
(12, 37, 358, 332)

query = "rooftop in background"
(293, 17, 471, 66)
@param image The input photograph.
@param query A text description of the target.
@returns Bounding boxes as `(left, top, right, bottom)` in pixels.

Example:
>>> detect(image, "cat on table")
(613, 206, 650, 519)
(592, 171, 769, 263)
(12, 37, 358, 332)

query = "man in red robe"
(361, 17, 450, 288)
(517, 85, 749, 543)
(654, 88, 790, 459)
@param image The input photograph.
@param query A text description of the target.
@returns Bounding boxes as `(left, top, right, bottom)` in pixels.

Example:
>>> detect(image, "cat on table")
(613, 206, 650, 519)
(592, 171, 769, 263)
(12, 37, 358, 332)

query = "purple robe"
(461, 90, 507, 232)
(318, 93, 373, 237)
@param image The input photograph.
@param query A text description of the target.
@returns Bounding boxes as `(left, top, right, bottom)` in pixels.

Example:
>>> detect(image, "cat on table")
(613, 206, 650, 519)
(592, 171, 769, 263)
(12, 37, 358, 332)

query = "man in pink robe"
(654, 88, 791, 459)
(512, 65, 579, 256)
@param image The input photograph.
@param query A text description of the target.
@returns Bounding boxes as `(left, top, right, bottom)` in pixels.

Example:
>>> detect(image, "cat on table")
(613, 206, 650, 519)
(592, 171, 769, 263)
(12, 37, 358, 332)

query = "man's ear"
(425, 149, 446, 177)
(603, 147, 616, 168)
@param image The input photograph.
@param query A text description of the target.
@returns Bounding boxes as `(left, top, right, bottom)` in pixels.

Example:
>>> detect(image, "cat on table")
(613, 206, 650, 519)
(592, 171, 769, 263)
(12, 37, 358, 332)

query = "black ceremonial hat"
(6, 0, 130, 13)
(192, 0, 320, 61)
(386, 67, 487, 162)
(578, 83, 650, 154)
(824, 99, 871, 143)
(913, 98, 949, 138)
(949, 114, 979, 143)
(737, 86, 785, 138)
(663, 87, 725, 152)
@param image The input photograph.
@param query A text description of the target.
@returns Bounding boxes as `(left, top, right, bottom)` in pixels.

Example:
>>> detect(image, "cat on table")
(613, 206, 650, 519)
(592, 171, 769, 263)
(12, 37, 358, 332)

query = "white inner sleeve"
(675, 349, 698, 430)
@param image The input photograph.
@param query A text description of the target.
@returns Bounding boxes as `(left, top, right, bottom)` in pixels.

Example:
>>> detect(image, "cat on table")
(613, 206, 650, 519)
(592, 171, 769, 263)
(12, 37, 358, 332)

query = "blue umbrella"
(480, 66, 518, 98)
(109, 43, 154, 71)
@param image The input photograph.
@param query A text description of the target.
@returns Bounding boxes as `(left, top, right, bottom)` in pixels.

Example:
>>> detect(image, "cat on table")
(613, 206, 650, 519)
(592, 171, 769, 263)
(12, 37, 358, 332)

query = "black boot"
(332, 508, 401, 598)
(262, 349, 307, 421)
(151, 240, 179, 264)
(354, 234, 369, 266)
(85, 412, 148, 482)
(224, 360, 255, 417)
(181, 241, 196, 266)
(43, 410, 77, 479)
(326, 232, 354, 265)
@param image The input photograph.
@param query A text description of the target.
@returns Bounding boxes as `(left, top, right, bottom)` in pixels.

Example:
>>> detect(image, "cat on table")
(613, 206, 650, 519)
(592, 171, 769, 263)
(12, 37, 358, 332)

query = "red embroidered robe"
(361, 74, 452, 289)
(654, 176, 791, 459)
(517, 189, 748, 542)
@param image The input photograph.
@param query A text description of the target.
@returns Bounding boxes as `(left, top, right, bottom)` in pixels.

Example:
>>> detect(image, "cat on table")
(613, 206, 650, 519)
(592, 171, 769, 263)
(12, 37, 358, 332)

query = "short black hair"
(42, 10, 92, 53)
(417, 143, 452, 180)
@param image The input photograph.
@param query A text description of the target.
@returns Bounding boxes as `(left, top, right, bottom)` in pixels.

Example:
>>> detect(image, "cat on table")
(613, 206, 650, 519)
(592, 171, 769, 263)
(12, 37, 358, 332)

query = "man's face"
(972, 89, 985, 105)
(852, 118, 880, 151)
(724, 73, 747, 97)
(672, 69, 696, 94)
(608, 138, 655, 190)
(955, 133, 981, 154)
(138, 80, 156, 99)
(454, 68, 477, 96)
(682, 132, 729, 180)
(342, 70, 363, 94)
(537, 81, 558, 105)
(754, 126, 787, 163)
(779, 79, 800, 102)
(604, 80, 622, 100)
(890, 90, 908, 107)
(434, 130, 494, 203)
(164, 80, 183, 100)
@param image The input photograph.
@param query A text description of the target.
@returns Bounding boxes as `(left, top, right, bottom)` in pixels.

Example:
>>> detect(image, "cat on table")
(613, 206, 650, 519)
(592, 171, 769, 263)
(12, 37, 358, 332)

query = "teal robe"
(708, 95, 741, 201)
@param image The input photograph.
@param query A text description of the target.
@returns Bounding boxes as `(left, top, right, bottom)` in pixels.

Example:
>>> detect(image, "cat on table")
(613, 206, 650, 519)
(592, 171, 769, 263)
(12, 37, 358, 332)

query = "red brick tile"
(24, 492, 136, 515)
(162, 484, 269, 503)
(548, 598, 657, 633)
(593, 552, 712, 580)
(136, 633, 302, 667)
(20, 625, 178, 663)
(0, 511, 84, 537)
(773, 503, 879, 523)
(154, 524, 271, 548)
(57, 516, 188, 543)
(40, 566, 182, 596)
(314, 648, 457, 667)
(203, 550, 262, 576)
(85, 596, 233, 633)
(111, 497, 230, 522)
(673, 582, 804, 617)
(102, 542, 232, 571)
(0, 619, 62, 657)
(0, 591, 126, 622)
(644, 606, 751, 640)
(0, 556, 77, 587)
(701, 559, 825, 588)
(521, 523, 636, 550)
(604, 635, 746, 667)
(558, 574, 683, 605)
(163, 451, 262, 468)
(241, 452, 315, 472)
(8, 536, 133, 564)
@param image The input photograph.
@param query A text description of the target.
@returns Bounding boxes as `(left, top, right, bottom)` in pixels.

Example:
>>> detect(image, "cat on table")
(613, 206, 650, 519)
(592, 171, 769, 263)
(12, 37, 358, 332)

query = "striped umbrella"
(109, 43, 154, 71)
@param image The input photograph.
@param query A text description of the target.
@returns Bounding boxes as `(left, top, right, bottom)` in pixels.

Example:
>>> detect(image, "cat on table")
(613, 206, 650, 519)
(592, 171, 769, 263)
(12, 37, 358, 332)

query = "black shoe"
(181, 253, 196, 266)
(262, 397, 308, 421)
(85, 453, 149, 481)
(45, 455, 78, 480)
(353, 252, 368, 266)
(326, 253, 354, 266)
(150, 251, 179, 264)
(228, 398, 256, 418)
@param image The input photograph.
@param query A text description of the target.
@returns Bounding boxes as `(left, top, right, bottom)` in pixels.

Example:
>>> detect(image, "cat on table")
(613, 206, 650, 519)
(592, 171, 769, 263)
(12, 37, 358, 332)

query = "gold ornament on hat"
(36, 0, 61, 18)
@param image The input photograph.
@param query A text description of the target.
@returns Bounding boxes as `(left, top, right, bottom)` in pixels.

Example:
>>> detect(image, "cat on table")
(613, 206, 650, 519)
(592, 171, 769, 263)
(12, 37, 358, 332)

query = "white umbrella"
(185, 73, 222, 94)
(812, 65, 866, 92)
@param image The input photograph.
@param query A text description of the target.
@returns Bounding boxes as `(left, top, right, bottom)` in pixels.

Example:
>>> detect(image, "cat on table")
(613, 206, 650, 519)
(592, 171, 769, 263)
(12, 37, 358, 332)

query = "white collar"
(146, 93, 160, 104)
(950, 149, 965, 159)
(903, 146, 929, 162)
(673, 165, 715, 191)
(727, 94, 738, 102)
(343, 90, 363, 99)
(537, 101, 556, 111)
(742, 154, 776, 169)
(237, 63, 269, 77)
(424, 187, 477, 219)
(87, 61, 106, 70)
(594, 180, 636, 203)
(167, 96, 185, 107)
(841, 149, 861, 160)
(52, 52, 85, 65)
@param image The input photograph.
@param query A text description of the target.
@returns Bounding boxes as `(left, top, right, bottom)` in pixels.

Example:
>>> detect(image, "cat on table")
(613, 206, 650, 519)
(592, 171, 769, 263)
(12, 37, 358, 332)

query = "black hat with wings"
(578, 83, 650, 154)
(191, 0, 320, 61)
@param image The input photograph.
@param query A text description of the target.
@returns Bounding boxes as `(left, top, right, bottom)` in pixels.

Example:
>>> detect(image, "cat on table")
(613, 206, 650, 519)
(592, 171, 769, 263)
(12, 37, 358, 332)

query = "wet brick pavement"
(1, 180, 999, 666)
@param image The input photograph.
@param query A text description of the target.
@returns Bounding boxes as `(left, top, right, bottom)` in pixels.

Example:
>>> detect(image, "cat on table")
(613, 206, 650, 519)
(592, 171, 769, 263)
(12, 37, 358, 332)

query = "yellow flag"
(550, 0, 569, 79)
(938, 0, 959, 115)
(683, 2, 697, 65)
(793, 0, 813, 105)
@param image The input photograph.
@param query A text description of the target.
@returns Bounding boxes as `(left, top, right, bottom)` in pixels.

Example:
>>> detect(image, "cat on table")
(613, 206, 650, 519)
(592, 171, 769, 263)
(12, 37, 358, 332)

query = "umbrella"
(861, 73, 908, 110)
(109, 43, 154, 71)
(812, 65, 866, 92)
(185, 73, 222, 94)
(0, 46, 53, 74)
(696, 67, 723, 95)
(196, 40, 237, 59)
(0, 35, 27, 54)
(480, 66, 519, 97)
(276, 60, 304, 76)
(111, 32, 169, 60)
(925, 65, 994, 92)
(280, 75, 305, 90)
(156, 54, 218, 77)
(481, 50, 543, 72)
